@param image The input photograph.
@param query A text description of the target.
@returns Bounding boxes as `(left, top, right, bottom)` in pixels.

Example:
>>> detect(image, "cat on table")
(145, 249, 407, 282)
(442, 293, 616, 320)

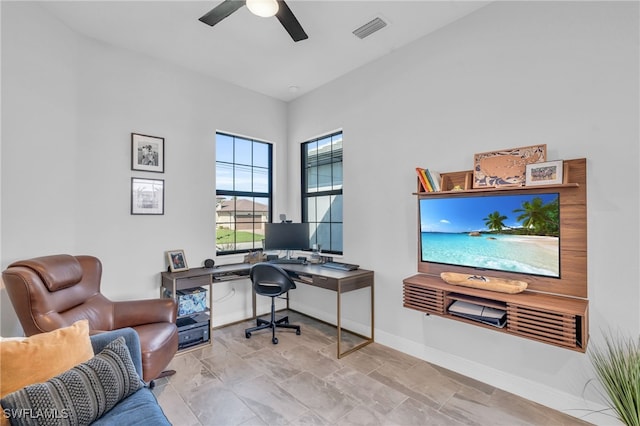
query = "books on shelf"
(415, 168, 441, 192)
(429, 170, 442, 192)
(416, 168, 432, 192)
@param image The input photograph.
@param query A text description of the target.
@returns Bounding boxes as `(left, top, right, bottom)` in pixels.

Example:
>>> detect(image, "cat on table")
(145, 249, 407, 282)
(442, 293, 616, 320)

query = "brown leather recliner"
(2, 254, 178, 382)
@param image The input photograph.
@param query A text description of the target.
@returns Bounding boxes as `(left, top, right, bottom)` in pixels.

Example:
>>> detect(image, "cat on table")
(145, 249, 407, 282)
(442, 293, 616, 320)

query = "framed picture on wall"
(167, 249, 188, 272)
(131, 177, 164, 215)
(525, 160, 564, 186)
(132, 133, 164, 173)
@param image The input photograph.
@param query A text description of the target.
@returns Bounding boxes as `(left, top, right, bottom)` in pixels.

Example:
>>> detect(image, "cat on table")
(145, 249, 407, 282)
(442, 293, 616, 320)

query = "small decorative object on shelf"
(525, 160, 564, 186)
(244, 251, 265, 264)
(440, 272, 528, 294)
(473, 144, 546, 188)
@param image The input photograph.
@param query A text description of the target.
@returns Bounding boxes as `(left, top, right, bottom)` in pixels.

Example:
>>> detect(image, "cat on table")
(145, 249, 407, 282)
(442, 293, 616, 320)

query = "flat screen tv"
(419, 193, 560, 278)
(264, 223, 310, 252)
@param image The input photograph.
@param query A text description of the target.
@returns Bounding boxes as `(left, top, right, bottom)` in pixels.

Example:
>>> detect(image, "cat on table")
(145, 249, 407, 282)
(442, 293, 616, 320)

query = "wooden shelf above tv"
(415, 158, 585, 195)
(405, 158, 588, 351)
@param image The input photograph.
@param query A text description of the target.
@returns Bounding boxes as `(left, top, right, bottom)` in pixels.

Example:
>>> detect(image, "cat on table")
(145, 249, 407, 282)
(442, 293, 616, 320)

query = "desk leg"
(337, 280, 374, 359)
(336, 282, 342, 358)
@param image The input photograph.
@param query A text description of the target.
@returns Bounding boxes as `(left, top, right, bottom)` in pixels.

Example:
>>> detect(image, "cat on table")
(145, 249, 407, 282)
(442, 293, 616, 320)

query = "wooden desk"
(279, 263, 374, 358)
(161, 263, 374, 358)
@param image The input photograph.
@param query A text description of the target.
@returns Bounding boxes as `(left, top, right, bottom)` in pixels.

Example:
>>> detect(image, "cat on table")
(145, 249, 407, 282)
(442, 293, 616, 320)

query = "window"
(215, 132, 272, 254)
(301, 131, 343, 254)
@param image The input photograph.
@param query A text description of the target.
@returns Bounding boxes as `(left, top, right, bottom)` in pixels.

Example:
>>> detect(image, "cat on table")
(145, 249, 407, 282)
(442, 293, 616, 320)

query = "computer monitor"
(264, 223, 310, 258)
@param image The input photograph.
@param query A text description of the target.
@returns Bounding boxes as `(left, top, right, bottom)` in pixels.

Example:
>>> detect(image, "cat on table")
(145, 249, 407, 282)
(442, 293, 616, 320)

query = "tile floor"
(152, 311, 592, 425)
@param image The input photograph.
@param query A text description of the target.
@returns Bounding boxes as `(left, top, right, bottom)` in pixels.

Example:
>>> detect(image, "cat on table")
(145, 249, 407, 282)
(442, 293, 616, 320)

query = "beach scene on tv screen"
(420, 193, 560, 278)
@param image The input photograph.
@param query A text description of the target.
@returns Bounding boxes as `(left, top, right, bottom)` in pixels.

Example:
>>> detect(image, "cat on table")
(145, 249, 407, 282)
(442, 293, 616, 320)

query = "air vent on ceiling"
(352, 17, 387, 39)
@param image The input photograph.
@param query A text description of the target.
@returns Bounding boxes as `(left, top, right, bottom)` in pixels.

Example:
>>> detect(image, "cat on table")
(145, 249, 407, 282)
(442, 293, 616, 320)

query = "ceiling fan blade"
(275, 1, 308, 42)
(199, 0, 245, 27)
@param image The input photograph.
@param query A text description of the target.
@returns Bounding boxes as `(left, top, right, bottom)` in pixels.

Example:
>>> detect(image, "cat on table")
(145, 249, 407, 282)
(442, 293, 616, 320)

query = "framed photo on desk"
(167, 249, 188, 272)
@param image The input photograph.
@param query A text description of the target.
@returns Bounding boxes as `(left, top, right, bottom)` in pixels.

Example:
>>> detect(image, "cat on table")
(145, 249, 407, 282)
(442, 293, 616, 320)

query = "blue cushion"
(92, 388, 170, 426)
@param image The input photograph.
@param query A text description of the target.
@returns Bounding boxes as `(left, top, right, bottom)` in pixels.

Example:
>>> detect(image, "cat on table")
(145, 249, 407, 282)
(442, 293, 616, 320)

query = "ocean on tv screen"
(419, 193, 560, 278)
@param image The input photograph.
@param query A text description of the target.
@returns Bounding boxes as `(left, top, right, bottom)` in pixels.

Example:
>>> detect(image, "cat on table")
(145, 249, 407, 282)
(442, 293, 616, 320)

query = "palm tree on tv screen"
(483, 211, 508, 232)
(513, 196, 559, 236)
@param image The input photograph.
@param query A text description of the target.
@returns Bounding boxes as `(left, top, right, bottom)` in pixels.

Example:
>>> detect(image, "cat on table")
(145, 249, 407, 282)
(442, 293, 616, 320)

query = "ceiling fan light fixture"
(246, 0, 279, 18)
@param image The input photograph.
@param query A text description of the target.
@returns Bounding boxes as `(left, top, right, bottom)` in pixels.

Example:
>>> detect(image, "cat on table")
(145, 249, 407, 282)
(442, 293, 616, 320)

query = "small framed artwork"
(131, 177, 164, 215)
(526, 160, 564, 186)
(167, 250, 188, 272)
(132, 133, 164, 173)
(473, 144, 547, 188)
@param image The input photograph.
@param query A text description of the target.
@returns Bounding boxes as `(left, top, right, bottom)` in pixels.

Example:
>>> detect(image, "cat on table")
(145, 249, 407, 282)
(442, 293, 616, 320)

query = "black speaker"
(204, 258, 215, 268)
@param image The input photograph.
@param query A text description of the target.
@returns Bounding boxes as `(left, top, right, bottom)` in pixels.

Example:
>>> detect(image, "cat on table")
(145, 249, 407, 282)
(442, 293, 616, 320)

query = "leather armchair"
(2, 254, 178, 382)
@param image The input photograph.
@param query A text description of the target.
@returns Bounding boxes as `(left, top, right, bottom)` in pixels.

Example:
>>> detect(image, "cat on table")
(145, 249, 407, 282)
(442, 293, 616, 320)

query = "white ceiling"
(39, 1, 491, 102)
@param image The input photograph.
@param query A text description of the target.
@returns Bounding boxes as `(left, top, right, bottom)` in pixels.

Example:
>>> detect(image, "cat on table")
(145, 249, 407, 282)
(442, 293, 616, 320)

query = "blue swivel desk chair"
(244, 263, 301, 344)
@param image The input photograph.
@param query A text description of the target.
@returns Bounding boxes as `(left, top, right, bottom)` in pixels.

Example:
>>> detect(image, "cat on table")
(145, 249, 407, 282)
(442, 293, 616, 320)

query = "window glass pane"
(253, 166, 269, 193)
(317, 136, 332, 153)
(317, 163, 332, 191)
(307, 165, 318, 193)
(216, 134, 234, 163)
(330, 195, 342, 222)
(332, 161, 343, 190)
(253, 142, 269, 168)
(316, 223, 331, 250)
(235, 138, 252, 166)
(330, 223, 343, 252)
(216, 162, 234, 191)
(216, 196, 233, 225)
(234, 164, 252, 192)
(306, 197, 316, 222)
(316, 195, 331, 222)
(308, 222, 319, 248)
(254, 196, 270, 224)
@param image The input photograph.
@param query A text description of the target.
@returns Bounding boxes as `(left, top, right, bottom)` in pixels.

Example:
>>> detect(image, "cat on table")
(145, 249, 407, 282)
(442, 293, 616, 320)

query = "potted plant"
(588, 331, 640, 426)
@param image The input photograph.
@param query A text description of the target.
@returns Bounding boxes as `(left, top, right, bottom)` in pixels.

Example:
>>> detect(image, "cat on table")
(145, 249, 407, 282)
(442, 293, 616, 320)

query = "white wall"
(1, 2, 288, 333)
(1, 0, 638, 421)
(288, 1, 639, 421)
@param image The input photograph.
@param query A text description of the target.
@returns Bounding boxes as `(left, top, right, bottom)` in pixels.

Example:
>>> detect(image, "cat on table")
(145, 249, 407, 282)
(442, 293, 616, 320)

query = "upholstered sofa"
(0, 322, 170, 425)
(89, 328, 171, 425)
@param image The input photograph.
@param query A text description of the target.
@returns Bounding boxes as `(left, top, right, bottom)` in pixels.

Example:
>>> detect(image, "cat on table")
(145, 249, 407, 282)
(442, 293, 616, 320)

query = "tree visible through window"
(215, 132, 272, 254)
(302, 131, 343, 254)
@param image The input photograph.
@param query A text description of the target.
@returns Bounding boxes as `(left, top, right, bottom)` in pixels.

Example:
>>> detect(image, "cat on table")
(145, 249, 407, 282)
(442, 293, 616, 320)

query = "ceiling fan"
(199, 0, 308, 42)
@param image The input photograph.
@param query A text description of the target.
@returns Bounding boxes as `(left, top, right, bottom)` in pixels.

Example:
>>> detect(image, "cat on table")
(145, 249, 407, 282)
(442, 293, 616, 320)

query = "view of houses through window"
(302, 131, 343, 254)
(215, 133, 272, 254)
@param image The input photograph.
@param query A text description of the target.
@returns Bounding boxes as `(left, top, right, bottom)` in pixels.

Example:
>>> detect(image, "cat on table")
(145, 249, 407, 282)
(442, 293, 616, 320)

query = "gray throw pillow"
(1, 336, 143, 426)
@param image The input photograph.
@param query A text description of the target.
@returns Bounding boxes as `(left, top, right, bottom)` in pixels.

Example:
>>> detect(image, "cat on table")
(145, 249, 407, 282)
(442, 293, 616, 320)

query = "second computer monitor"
(264, 223, 310, 252)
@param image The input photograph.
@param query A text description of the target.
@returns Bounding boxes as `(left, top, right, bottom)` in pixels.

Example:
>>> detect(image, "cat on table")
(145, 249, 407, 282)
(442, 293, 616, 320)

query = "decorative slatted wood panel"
(507, 304, 578, 348)
(402, 274, 588, 351)
(403, 283, 445, 315)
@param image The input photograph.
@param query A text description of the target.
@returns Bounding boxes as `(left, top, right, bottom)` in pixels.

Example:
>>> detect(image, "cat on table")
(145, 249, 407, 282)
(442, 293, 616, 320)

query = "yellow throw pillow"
(0, 320, 94, 397)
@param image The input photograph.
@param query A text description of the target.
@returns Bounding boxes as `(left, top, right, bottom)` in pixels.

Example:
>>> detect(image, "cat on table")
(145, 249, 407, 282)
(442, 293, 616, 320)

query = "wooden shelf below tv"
(403, 274, 588, 352)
